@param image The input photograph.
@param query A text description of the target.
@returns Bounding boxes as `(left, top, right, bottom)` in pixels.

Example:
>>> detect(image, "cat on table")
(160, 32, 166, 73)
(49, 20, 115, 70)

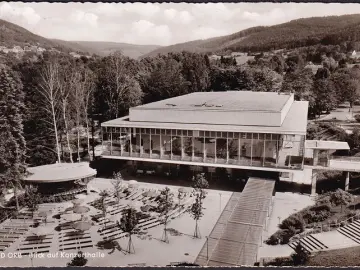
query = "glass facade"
(101, 126, 305, 170)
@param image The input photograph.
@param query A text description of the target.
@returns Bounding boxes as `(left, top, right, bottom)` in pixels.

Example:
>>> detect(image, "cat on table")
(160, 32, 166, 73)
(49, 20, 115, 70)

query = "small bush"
(355, 114, 360, 123)
(67, 251, 87, 267)
(280, 214, 305, 232)
(266, 229, 296, 245)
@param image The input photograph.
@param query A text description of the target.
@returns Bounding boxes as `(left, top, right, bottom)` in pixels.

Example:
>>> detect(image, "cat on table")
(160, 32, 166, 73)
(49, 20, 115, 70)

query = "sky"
(1, 2, 360, 46)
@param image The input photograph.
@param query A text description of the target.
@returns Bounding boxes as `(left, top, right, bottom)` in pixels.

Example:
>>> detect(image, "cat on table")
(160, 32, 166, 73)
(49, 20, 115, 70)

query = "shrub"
(67, 251, 87, 267)
(291, 243, 310, 266)
(355, 114, 360, 123)
(280, 214, 305, 232)
(266, 229, 296, 245)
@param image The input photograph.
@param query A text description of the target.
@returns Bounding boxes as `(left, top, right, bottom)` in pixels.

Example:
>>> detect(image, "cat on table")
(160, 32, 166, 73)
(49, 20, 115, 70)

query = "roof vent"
(166, 103, 176, 107)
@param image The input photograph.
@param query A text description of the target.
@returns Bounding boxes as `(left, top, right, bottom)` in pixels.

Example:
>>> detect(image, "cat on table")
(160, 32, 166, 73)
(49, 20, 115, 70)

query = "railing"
(292, 212, 360, 243)
(331, 156, 360, 162)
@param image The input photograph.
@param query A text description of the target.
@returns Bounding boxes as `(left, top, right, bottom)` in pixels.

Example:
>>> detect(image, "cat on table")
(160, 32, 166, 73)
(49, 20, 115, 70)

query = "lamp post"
(206, 236, 209, 260)
(219, 193, 222, 212)
(278, 216, 281, 225)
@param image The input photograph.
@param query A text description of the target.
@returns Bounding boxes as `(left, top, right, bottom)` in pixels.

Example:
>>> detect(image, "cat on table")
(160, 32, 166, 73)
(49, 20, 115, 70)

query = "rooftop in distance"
(134, 91, 292, 112)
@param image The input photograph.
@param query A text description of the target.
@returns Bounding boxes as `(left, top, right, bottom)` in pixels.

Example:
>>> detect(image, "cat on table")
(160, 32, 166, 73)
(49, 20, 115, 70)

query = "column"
(238, 136, 241, 164)
(263, 139, 266, 166)
(226, 133, 229, 163)
(119, 128, 123, 156)
(313, 149, 319, 166)
(181, 133, 184, 159)
(345, 171, 350, 191)
(160, 132, 163, 158)
(149, 129, 152, 157)
(170, 133, 173, 160)
(139, 129, 142, 156)
(110, 129, 113, 155)
(275, 138, 279, 167)
(192, 135, 194, 161)
(101, 128, 104, 154)
(214, 133, 217, 163)
(129, 128, 132, 156)
(203, 135, 206, 162)
(311, 169, 317, 196)
(250, 133, 253, 166)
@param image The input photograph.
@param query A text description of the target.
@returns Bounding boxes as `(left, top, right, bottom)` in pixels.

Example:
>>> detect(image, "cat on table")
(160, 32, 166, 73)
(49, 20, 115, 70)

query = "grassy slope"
(55, 40, 162, 59)
(143, 14, 360, 57)
(307, 246, 360, 266)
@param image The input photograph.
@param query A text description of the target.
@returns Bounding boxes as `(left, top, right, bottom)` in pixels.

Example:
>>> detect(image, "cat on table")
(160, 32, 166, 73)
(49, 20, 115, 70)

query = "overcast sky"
(1, 2, 360, 46)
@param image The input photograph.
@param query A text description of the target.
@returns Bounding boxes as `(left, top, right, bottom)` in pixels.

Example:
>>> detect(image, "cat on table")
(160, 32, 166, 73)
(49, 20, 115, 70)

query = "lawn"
(306, 246, 360, 267)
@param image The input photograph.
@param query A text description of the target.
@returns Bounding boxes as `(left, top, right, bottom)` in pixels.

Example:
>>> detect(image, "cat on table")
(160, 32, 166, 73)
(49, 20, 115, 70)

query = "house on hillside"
(12, 46, 23, 53)
(24, 46, 31, 52)
(37, 47, 46, 53)
(70, 52, 81, 58)
(231, 52, 246, 57)
(350, 50, 360, 59)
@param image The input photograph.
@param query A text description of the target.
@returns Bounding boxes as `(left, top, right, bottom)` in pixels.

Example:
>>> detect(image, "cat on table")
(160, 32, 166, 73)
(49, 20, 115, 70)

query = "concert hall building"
(100, 91, 308, 172)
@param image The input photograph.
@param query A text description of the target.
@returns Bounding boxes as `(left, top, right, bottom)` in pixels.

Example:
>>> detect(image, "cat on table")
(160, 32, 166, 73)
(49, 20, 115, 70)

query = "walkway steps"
(338, 220, 360, 244)
(289, 234, 328, 254)
(195, 178, 275, 266)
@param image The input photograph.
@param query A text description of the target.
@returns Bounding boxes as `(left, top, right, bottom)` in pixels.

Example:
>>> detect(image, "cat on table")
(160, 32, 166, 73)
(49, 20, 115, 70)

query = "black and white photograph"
(1, 1, 360, 267)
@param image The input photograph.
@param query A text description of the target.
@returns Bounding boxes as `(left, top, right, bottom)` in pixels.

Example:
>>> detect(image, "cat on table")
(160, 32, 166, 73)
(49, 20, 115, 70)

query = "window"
(259, 133, 264, 140)
(161, 129, 166, 135)
(228, 132, 234, 138)
(205, 131, 210, 137)
(199, 131, 204, 137)
(188, 130, 193, 137)
(216, 132, 222, 138)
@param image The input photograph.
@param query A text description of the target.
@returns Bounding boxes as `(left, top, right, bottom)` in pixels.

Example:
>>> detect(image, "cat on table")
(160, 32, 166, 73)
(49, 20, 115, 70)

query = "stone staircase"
(338, 220, 360, 244)
(289, 234, 328, 254)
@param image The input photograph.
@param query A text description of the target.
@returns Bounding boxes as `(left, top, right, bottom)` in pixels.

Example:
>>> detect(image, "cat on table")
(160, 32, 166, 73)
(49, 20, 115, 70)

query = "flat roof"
(305, 140, 350, 150)
(134, 91, 292, 112)
(24, 162, 97, 183)
(103, 101, 308, 135)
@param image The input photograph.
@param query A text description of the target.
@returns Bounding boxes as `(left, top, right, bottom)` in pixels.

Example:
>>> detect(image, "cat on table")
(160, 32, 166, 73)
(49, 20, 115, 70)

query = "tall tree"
(14, 61, 57, 166)
(0, 64, 27, 211)
(37, 58, 62, 163)
(96, 52, 143, 120)
(59, 62, 74, 163)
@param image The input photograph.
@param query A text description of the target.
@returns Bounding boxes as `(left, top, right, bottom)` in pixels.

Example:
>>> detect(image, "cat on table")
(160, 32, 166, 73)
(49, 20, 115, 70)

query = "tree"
(291, 243, 309, 266)
(112, 172, 123, 203)
(37, 58, 62, 163)
(141, 57, 189, 103)
(0, 64, 27, 211)
(14, 61, 57, 166)
(118, 207, 139, 254)
(281, 68, 313, 101)
(312, 77, 337, 117)
(59, 62, 74, 163)
(190, 188, 206, 239)
(157, 187, 174, 243)
(67, 251, 88, 266)
(96, 52, 143, 120)
(190, 173, 209, 238)
(99, 190, 108, 219)
(24, 185, 42, 218)
(192, 173, 209, 190)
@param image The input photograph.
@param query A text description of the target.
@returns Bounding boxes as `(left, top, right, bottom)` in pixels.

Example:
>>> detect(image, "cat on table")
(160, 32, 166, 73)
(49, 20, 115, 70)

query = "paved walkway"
(195, 178, 275, 266)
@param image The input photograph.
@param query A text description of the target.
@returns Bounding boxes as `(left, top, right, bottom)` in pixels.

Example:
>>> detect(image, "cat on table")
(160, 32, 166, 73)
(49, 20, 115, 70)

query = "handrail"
(293, 212, 360, 243)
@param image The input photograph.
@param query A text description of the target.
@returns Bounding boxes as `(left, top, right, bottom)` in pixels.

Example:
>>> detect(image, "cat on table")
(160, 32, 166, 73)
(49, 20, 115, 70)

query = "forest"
(1, 44, 360, 196)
